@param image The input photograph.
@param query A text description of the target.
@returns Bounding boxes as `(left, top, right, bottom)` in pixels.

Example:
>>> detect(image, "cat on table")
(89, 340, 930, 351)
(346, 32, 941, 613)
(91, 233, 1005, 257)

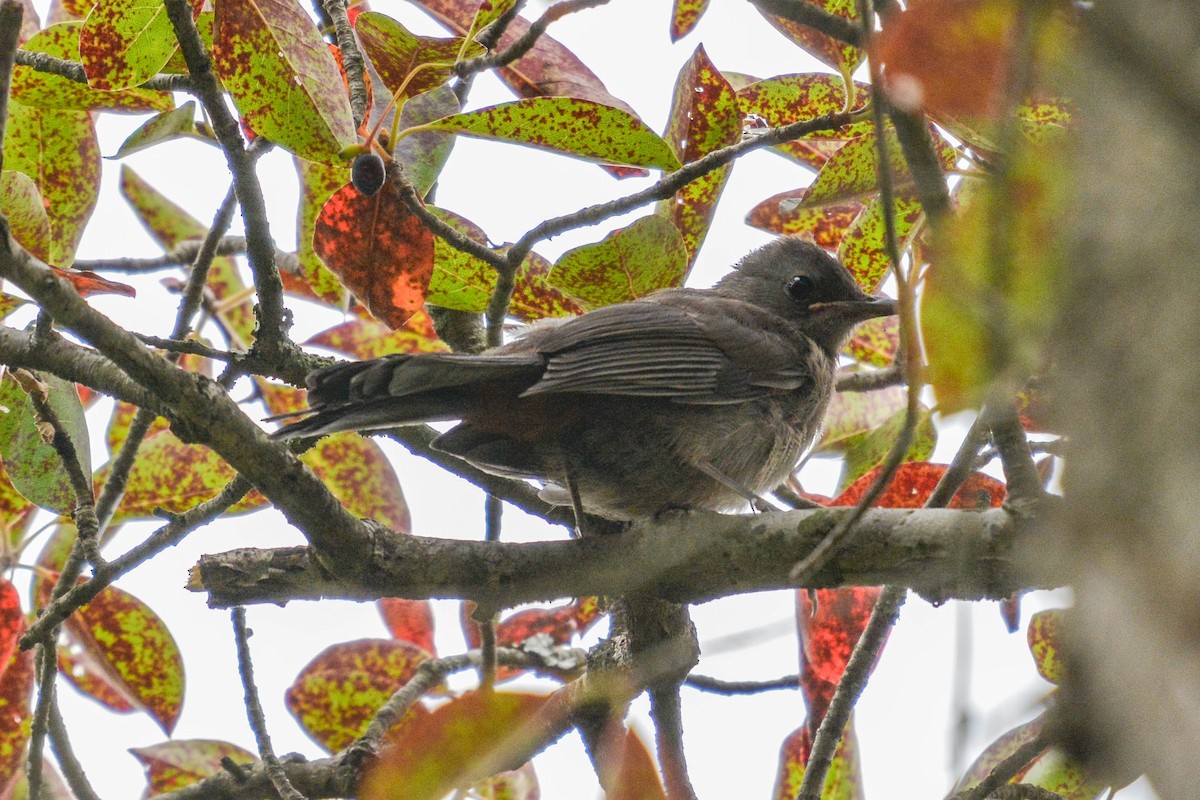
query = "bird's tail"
(270, 352, 544, 440)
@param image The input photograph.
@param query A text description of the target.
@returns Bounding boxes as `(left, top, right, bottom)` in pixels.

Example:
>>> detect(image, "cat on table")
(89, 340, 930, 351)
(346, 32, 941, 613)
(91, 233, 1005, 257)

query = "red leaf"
(0, 580, 20, 675)
(378, 598, 436, 656)
(312, 182, 435, 329)
(669, 0, 710, 41)
(51, 267, 136, 297)
(60, 583, 184, 733)
(657, 44, 739, 265)
(0, 624, 34, 797)
(833, 462, 1007, 510)
(796, 586, 882, 725)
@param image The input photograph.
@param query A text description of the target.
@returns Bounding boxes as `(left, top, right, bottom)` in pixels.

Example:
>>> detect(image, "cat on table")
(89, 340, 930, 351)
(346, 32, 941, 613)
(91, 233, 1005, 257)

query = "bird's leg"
(565, 468, 588, 537)
(694, 461, 773, 513)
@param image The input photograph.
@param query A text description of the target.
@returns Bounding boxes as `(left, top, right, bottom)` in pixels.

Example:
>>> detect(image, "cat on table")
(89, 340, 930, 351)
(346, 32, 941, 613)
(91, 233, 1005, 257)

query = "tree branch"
(193, 503, 1056, 608)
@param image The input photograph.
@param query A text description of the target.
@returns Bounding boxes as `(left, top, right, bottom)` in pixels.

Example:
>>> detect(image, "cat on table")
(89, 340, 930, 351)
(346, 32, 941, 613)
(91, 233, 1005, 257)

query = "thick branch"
(194, 503, 1056, 608)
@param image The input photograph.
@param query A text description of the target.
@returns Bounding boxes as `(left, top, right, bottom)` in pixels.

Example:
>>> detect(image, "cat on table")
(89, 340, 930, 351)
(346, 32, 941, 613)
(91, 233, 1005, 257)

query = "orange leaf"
(313, 182, 435, 329)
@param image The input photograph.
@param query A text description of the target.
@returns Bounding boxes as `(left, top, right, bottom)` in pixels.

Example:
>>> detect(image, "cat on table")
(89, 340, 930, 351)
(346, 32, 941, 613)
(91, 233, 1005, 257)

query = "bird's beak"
(808, 294, 898, 322)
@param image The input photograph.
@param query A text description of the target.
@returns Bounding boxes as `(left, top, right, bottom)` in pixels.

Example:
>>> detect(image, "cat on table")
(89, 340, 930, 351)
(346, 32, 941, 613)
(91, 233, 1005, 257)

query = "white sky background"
(11, 0, 1142, 797)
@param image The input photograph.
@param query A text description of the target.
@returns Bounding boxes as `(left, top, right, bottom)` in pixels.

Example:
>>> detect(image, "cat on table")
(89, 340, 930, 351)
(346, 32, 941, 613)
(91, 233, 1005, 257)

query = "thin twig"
(25, 639, 58, 800)
(47, 699, 103, 800)
(649, 684, 697, 800)
(683, 673, 800, 694)
(456, 0, 611, 77)
(232, 607, 307, 800)
(835, 364, 904, 393)
(320, 0, 368, 126)
(927, 412, 992, 508)
(983, 398, 1044, 502)
(12, 49, 192, 93)
(798, 585, 907, 799)
(73, 236, 252, 273)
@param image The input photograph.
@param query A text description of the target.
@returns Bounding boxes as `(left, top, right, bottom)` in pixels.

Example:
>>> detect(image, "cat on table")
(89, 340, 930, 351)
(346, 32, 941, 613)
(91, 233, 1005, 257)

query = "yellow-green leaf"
(550, 215, 687, 309)
(421, 98, 681, 171)
(212, 0, 356, 163)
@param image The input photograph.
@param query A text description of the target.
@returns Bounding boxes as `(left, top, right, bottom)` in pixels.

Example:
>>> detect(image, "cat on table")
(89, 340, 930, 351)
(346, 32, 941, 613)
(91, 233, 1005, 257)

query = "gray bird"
(275, 237, 897, 520)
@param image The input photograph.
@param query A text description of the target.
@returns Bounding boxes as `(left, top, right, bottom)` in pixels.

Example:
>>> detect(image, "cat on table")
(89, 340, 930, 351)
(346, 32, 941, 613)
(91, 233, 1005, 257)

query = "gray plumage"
(275, 237, 897, 520)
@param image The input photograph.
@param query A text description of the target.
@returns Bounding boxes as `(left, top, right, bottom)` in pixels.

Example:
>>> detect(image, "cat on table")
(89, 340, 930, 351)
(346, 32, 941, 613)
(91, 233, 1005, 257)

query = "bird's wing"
(520, 294, 816, 403)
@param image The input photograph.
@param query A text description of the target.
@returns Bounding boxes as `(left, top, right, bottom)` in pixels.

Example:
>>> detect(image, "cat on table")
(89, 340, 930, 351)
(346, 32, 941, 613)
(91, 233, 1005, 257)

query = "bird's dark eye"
(787, 275, 815, 302)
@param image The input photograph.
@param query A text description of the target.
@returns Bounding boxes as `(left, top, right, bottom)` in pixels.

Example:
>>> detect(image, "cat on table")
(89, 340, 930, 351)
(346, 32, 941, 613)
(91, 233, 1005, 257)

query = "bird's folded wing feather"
(520, 295, 814, 403)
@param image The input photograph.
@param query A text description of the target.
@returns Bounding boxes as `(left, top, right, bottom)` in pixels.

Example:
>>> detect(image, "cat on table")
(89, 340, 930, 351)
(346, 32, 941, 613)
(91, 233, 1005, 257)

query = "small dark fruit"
(351, 152, 386, 197)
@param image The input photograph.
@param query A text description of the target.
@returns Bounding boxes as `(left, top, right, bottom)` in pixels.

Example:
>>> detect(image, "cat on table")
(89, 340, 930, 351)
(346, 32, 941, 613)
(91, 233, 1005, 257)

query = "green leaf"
(110, 101, 203, 159)
(424, 207, 495, 313)
(79, 0, 193, 90)
(12, 22, 173, 111)
(736, 73, 870, 137)
(355, 11, 483, 100)
(1019, 748, 1106, 800)
(97, 430, 257, 523)
(0, 171, 52, 263)
(304, 315, 450, 361)
(655, 44, 739, 264)
(394, 84, 461, 198)
(802, 124, 956, 208)
(0, 373, 91, 514)
(815, 386, 907, 454)
(837, 193, 924, 291)
(844, 316, 899, 367)
(3, 101, 100, 266)
(1027, 609, 1064, 685)
(922, 140, 1067, 412)
(421, 98, 681, 171)
(550, 215, 687, 309)
(303, 433, 411, 533)
(212, 0, 356, 163)
(746, 194, 861, 245)
(839, 403, 935, 492)
(772, 723, 864, 800)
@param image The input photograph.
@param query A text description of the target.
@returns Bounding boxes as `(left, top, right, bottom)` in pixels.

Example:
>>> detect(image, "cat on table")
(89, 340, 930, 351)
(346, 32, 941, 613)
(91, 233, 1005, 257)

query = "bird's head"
(715, 237, 898, 356)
